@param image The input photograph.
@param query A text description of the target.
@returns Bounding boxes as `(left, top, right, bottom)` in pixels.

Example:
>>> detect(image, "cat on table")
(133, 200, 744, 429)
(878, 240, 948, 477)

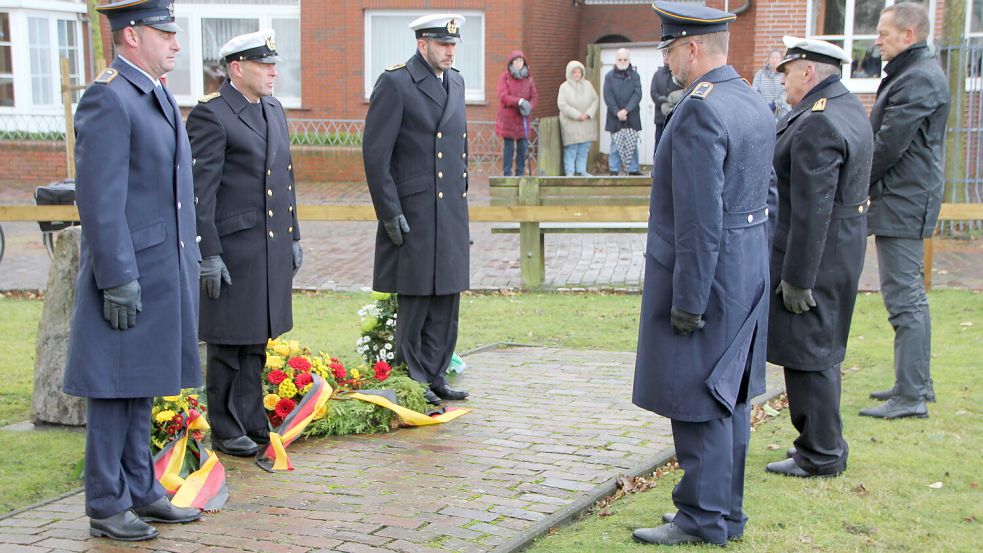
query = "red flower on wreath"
(288, 356, 312, 372)
(294, 372, 313, 388)
(267, 369, 288, 385)
(269, 413, 284, 428)
(330, 361, 346, 381)
(373, 361, 392, 382)
(275, 397, 296, 418)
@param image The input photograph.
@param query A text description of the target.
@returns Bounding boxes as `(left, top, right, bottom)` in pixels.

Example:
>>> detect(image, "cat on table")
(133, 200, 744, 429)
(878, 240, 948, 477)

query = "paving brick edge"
(490, 385, 788, 553)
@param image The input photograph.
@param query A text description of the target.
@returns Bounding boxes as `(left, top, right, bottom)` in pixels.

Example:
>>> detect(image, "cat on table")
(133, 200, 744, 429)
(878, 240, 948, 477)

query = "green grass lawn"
(1, 288, 979, 553)
(527, 290, 983, 552)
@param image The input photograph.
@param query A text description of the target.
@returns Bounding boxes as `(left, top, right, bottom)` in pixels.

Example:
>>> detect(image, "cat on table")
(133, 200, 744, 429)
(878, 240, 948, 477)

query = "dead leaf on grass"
(853, 483, 869, 496)
(971, 482, 979, 489)
(964, 515, 977, 523)
(598, 510, 613, 517)
(959, 321, 973, 327)
(767, 444, 782, 450)
(799, 534, 813, 544)
(928, 481, 944, 489)
(547, 527, 558, 535)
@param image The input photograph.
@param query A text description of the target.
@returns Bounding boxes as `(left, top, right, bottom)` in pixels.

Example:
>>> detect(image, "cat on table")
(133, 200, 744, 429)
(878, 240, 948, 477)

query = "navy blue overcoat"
(64, 58, 202, 399)
(363, 51, 470, 296)
(633, 65, 774, 422)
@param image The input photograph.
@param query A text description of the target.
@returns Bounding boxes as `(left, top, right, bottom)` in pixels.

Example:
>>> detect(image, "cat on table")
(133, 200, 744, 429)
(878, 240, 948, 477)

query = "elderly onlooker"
(753, 49, 790, 118)
(557, 60, 599, 176)
(496, 50, 538, 176)
(603, 48, 643, 175)
(860, 2, 949, 420)
(650, 56, 681, 150)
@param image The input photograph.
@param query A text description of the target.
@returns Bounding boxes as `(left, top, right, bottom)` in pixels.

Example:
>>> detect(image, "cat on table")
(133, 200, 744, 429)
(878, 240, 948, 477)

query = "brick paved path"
(2, 179, 981, 291)
(0, 346, 780, 553)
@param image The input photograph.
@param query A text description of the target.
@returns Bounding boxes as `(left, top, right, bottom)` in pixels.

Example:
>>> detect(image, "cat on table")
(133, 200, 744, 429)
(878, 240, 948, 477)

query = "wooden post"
(60, 57, 75, 180)
(517, 177, 543, 288)
(585, 44, 602, 172)
(536, 116, 562, 176)
(923, 236, 934, 291)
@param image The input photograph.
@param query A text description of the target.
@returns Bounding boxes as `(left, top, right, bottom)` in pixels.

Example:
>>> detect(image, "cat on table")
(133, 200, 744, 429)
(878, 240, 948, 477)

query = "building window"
(364, 10, 485, 103)
(1, 13, 14, 107)
(808, 0, 935, 92)
(25, 15, 84, 108)
(169, 1, 301, 108)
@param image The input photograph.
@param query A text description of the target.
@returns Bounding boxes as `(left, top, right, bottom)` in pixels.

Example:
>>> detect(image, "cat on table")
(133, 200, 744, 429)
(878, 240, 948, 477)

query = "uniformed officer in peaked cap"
(363, 14, 470, 405)
(186, 28, 301, 458)
(765, 36, 873, 479)
(64, 0, 201, 541)
(632, 2, 775, 546)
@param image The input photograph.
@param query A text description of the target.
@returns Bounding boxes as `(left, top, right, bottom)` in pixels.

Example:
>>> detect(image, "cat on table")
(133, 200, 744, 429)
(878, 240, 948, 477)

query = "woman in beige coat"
(557, 60, 599, 176)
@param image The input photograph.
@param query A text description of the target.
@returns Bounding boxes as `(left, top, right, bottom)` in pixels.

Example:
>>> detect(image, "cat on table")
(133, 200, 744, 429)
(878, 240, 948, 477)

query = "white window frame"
(364, 9, 486, 103)
(806, 0, 936, 94)
(172, 3, 301, 108)
(0, 2, 86, 115)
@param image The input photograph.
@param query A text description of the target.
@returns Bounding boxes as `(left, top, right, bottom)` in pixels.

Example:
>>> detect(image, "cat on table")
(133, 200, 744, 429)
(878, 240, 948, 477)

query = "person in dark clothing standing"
(187, 29, 302, 457)
(64, 0, 202, 541)
(363, 14, 470, 406)
(860, 2, 949, 420)
(650, 56, 681, 150)
(765, 36, 873, 479)
(632, 2, 774, 546)
(603, 48, 643, 175)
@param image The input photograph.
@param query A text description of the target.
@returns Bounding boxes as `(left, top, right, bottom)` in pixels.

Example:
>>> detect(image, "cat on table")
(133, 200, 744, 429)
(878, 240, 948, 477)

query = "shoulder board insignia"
(812, 98, 827, 112)
(690, 82, 714, 99)
(385, 63, 406, 71)
(198, 91, 221, 103)
(94, 68, 118, 84)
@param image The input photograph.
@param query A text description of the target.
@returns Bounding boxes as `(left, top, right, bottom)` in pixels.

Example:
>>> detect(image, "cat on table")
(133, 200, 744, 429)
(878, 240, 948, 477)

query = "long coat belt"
(723, 205, 769, 229)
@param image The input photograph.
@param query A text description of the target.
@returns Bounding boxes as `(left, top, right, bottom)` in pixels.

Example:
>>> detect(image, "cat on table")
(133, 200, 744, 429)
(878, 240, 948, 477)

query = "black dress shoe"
(766, 457, 841, 478)
(248, 432, 271, 446)
(787, 447, 797, 458)
(133, 497, 201, 523)
(90, 510, 158, 541)
(431, 384, 469, 400)
(423, 388, 442, 405)
(870, 385, 936, 403)
(661, 512, 741, 541)
(212, 435, 259, 456)
(628, 171, 644, 176)
(632, 523, 708, 546)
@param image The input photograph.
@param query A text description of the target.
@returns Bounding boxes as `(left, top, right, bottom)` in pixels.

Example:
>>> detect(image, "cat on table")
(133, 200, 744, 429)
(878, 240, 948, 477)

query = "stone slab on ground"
(0, 345, 781, 553)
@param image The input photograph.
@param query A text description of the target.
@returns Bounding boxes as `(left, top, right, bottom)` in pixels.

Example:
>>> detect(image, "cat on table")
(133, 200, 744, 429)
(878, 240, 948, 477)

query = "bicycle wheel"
(43, 231, 56, 259)
(0, 224, 5, 266)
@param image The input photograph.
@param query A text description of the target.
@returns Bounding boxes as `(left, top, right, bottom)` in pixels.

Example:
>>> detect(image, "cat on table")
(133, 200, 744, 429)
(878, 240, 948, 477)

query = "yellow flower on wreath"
(162, 395, 181, 402)
(313, 403, 329, 420)
(278, 379, 298, 399)
(350, 368, 360, 379)
(155, 409, 177, 423)
(266, 355, 285, 369)
(274, 343, 291, 357)
(263, 393, 280, 410)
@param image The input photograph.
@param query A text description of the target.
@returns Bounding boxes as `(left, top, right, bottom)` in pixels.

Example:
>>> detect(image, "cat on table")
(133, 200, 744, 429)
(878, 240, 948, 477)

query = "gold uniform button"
(438, 192, 444, 199)
(267, 189, 273, 196)
(268, 231, 274, 239)
(268, 210, 274, 217)
(437, 152, 443, 159)
(266, 169, 271, 176)
(436, 132, 443, 139)
(438, 171, 443, 178)
(288, 226, 294, 233)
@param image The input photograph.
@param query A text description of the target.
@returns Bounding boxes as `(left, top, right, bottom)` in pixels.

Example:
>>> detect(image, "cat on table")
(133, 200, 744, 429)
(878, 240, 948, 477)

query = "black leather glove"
(292, 241, 303, 276)
(776, 280, 816, 314)
(200, 255, 231, 299)
(670, 306, 705, 336)
(102, 279, 142, 331)
(383, 215, 410, 247)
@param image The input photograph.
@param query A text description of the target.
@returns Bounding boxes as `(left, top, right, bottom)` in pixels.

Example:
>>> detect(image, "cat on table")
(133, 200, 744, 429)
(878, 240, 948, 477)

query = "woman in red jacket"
(496, 50, 538, 176)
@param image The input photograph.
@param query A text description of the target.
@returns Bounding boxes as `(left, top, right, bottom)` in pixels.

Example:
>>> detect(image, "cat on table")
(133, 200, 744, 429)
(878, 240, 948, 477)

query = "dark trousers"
(503, 138, 528, 176)
(654, 123, 665, 155)
(785, 365, 849, 475)
(85, 398, 164, 519)
(670, 401, 750, 545)
(205, 343, 269, 441)
(875, 236, 935, 400)
(395, 293, 460, 389)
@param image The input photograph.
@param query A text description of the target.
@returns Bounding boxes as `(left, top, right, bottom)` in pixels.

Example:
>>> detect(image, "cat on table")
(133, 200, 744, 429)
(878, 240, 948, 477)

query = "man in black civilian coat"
(186, 29, 301, 456)
(363, 14, 470, 405)
(765, 37, 873, 478)
(650, 56, 681, 149)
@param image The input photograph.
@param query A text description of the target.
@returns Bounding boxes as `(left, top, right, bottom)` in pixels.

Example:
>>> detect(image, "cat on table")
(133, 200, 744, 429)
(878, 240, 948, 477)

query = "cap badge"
(167, 2, 174, 19)
(266, 34, 276, 51)
(446, 19, 458, 34)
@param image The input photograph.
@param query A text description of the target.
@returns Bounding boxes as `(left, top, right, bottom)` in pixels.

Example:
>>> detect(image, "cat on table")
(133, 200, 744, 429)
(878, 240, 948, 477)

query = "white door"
(598, 44, 664, 167)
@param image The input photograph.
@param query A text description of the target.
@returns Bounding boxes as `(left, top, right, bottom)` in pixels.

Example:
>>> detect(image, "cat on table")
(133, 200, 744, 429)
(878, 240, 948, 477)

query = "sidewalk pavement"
(2, 178, 981, 292)
(0, 345, 783, 553)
